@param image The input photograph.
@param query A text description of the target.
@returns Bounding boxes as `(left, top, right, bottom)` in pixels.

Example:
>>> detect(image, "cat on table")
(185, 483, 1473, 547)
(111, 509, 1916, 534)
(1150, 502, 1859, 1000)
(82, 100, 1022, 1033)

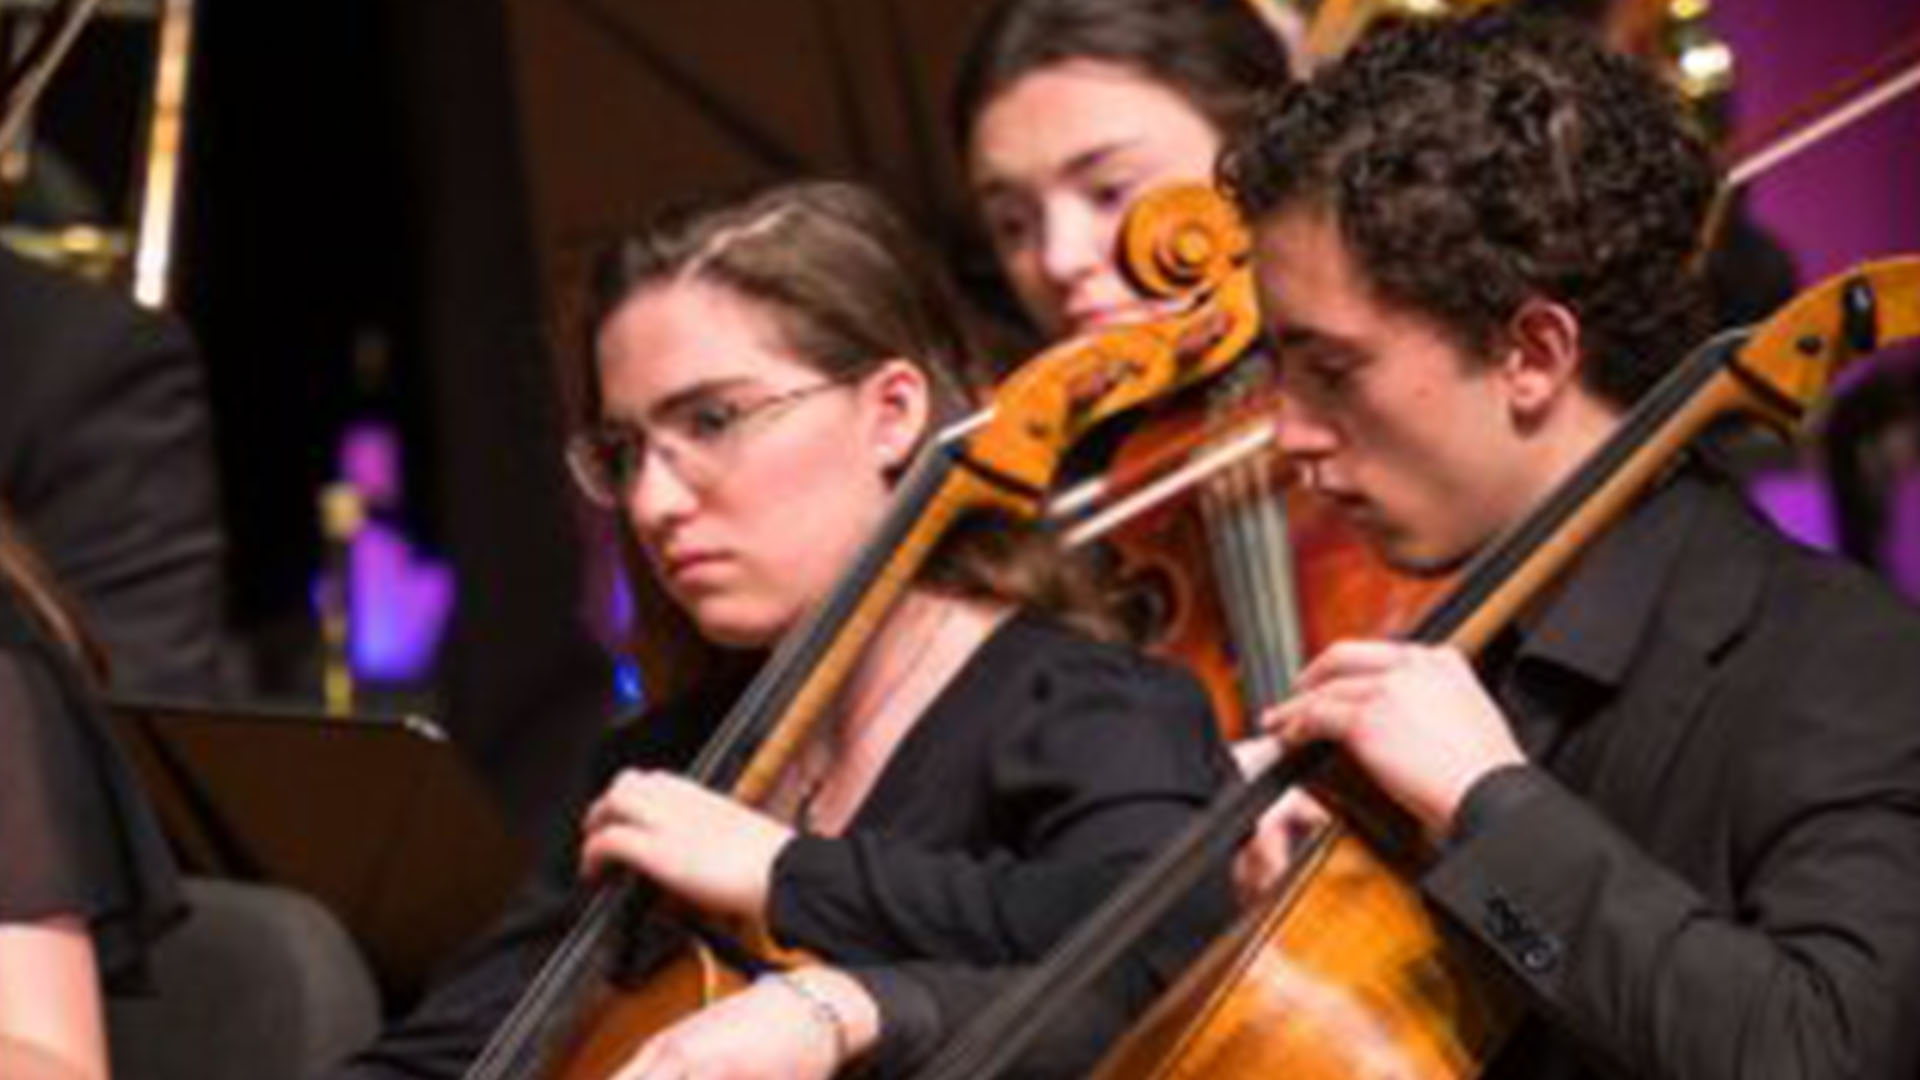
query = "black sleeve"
(0, 599, 183, 992)
(1424, 604, 1920, 1078)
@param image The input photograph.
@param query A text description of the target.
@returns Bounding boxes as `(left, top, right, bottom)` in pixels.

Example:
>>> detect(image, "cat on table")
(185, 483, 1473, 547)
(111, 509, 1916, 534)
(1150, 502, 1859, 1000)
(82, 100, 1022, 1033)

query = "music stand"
(108, 697, 530, 1007)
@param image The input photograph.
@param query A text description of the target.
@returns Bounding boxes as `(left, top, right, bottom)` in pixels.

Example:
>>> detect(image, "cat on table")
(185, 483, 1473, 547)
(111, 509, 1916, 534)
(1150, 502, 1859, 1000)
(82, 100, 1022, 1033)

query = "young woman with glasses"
(336, 179, 1234, 1080)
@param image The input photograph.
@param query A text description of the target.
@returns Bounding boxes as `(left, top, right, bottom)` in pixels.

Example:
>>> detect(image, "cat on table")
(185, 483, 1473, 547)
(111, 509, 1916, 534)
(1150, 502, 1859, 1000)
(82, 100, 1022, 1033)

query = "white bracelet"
(760, 970, 851, 1066)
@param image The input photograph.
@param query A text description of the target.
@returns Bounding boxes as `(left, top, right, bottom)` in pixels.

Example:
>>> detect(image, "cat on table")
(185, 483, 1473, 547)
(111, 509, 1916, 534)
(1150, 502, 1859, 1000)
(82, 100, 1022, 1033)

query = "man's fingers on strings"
(1295, 639, 1410, 690)
(583, 768, 653, 834)
(579, 821, 662, 883)
(1267, 683, 1373, 748)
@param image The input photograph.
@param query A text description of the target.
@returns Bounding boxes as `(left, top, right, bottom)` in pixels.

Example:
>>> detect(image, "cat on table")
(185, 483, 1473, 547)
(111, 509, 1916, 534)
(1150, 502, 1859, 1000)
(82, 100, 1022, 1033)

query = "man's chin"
(1372, 530, 1470, 579)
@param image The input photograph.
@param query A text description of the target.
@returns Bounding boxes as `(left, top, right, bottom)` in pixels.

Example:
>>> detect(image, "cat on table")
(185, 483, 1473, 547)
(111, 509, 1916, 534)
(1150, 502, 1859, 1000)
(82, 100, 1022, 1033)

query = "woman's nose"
(624, 446, 699, 536)
(1038, 203, 1107, 289)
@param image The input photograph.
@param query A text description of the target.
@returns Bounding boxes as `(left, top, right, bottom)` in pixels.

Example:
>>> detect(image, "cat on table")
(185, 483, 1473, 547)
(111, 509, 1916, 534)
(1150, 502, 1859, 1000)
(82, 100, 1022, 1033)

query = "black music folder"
(108, 698, 530, 1004)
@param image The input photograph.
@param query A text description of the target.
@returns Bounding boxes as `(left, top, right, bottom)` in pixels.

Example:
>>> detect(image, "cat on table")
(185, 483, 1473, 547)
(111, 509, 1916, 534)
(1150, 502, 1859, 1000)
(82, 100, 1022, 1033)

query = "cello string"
(1218, 463, 1284, 710)
(1201, 473, 1261, 714)
(1212, 460, 1286, 713)
(1256, 455, 1301, 695)
(1219, 451, 1305, 712)
(1248, 451, 1306, 693)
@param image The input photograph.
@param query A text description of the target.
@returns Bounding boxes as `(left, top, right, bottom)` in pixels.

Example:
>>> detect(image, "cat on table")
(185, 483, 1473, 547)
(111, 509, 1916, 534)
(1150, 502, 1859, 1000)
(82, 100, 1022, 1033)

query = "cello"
(462, 182, 1264, 1080)
(1047, 221, 1441, 739)
(911, 257, 1920, 1079)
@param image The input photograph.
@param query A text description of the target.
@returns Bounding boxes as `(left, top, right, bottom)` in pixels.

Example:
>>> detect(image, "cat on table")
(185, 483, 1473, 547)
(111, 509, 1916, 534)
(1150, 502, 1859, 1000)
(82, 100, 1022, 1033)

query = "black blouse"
(336, 612, 1236, 1078)
(0, 584, 182, 991)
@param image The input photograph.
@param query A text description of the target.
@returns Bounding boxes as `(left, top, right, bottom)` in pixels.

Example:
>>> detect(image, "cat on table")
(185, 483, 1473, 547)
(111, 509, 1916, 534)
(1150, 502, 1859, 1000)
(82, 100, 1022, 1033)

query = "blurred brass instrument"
(1, 0, 196, 306)
(1653, 0, 1734, 101)
(1252, 0, 1734, 103)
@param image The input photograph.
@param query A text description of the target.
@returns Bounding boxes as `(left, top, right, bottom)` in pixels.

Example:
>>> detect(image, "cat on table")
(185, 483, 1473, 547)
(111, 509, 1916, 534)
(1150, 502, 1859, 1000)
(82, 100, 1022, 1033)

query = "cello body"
(1092, 823, 1515, 1079)
(549, 944, 749, 1080)
(1081, 391, 1494, 1077)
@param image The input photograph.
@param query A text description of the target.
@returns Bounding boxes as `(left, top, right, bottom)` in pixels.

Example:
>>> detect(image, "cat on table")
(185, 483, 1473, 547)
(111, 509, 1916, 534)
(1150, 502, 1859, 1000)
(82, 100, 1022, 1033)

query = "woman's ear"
(862, 358, 932, 472)
(1499, 297, 1584, 427)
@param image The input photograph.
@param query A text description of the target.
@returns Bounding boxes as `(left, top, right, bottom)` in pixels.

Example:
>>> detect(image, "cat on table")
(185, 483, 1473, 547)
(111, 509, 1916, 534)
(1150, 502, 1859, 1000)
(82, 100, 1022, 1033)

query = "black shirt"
(0, 582, 182, 991)
(337, 612, 1235, 1078)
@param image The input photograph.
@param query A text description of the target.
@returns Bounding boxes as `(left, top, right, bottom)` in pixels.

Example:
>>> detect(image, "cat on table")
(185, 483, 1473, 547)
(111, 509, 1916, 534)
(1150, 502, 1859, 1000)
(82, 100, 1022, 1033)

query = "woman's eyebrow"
(971, 140, 1136, 200)
(641, 377, 757, 421)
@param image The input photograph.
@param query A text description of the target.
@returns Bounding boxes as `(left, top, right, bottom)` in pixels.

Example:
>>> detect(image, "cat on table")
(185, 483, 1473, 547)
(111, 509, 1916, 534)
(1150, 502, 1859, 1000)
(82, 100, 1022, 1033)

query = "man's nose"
(1274, 395, 1339, 462)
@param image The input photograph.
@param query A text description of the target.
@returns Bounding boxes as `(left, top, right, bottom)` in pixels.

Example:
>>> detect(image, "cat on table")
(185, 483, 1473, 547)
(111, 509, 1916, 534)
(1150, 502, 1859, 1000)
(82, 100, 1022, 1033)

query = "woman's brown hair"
(952, 0, 1292, 146)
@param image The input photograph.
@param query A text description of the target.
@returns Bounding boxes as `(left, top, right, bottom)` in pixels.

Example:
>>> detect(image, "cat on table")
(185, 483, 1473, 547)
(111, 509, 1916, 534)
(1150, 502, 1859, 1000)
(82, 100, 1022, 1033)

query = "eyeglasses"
(565, 379, 849, 506)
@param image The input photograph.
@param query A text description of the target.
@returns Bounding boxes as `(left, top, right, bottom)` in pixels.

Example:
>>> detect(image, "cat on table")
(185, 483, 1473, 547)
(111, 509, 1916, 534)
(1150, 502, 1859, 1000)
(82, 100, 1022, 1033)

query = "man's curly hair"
(1221, 12, 1717, 407)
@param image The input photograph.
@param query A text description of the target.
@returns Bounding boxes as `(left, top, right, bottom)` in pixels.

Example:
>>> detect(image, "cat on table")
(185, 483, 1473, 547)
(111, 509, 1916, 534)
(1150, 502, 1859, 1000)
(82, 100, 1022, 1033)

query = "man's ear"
(1500, 297, 1584, 427)
(862, 358, 931, 472)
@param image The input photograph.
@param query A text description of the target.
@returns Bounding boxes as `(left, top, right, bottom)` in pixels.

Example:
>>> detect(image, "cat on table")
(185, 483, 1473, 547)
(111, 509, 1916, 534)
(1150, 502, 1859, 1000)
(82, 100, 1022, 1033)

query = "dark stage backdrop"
(178, 0, 611, 838)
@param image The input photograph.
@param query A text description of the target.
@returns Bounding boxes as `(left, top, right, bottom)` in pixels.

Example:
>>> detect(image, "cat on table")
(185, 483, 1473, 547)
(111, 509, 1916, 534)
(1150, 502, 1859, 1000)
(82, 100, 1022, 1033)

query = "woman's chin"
(685, 601, 790, 650)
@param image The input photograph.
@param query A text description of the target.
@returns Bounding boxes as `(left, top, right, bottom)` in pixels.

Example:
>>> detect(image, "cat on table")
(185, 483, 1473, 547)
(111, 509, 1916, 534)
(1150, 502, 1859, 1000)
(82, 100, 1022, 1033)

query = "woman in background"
(954, 0, 1341, 902)
(954, 0, 1290, 351)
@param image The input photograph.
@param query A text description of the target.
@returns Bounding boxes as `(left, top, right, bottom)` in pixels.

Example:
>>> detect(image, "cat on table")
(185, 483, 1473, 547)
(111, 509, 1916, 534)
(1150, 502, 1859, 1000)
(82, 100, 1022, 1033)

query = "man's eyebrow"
(1274, 325, 1361, 356)
(1274, 326, 1324, 350)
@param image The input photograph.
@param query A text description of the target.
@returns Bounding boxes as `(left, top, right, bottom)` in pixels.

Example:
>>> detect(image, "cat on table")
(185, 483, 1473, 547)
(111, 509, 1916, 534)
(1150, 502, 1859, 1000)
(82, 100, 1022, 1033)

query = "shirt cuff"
(840, 965, 944, 1076)
(767, 834, 853, 950)
(1447, 763, 1550, 849)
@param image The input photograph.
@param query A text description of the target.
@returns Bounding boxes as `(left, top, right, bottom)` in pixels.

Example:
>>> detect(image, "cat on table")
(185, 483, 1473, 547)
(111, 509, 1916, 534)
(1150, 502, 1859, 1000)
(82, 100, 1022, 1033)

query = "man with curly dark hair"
(1229, 9, 1718, 416)
(1231, 13, 1920, 1078)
